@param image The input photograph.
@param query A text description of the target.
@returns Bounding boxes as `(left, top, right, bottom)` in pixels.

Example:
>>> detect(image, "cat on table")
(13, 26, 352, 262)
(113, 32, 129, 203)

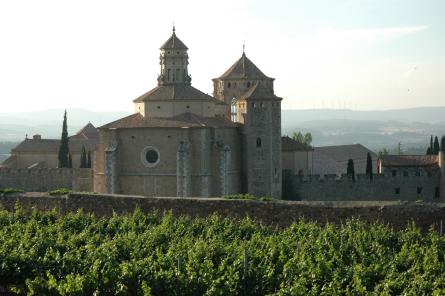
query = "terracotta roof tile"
(133, 85, 214, 102)
(160, 32, 188, 50)
(282, 136, 312, 152)
(100, 112, 239, 129)
(216, 53, 272, 80)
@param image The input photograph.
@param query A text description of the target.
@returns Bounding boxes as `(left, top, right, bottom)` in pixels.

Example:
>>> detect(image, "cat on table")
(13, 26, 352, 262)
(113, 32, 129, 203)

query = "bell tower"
(158, 26, 191, 86)
(214, 52, 283, 198)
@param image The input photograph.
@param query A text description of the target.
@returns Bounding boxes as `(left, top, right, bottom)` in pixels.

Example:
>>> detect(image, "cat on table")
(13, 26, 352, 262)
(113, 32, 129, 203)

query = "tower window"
(167, 69, 171, 81)
(395, 188, 400, 195)
(435, 187, 440, 198)
(231, 97, 237, 122)
(256, 137, 262, 148)
(228, 82, 231, 88)
(417, 187, 423, 194)
(247, 81, 251, 87)
(186, 105, 190, 109)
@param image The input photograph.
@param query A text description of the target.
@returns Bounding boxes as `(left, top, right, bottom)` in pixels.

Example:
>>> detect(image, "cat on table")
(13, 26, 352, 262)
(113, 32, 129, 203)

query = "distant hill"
(0, 107, 444, 153)
(282, 107, 445, 152)
(0, 109, 129, 141)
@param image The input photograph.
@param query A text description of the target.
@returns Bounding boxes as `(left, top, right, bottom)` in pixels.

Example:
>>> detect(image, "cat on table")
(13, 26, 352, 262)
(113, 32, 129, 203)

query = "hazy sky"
(0, 0, 444, 113)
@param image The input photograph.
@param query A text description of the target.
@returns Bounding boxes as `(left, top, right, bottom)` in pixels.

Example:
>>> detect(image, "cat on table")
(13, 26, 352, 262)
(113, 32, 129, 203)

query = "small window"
(415, 171, 421, 176)
(392, 170, 397, 177)
(186, 105, 190, 109)
(435, 187, 440, 199)
(177, 51, 179, 54)
(256, 137, 262, 148)
(157, 106, 161, 109)
(428, 172, 432, 177)
(247, 81, 251, 87)
(395, 188, 400, 195)
(417, 187, 422, 194)
(403, 171, 408, 177)
(168, 51, 170, 54)
(228, 82, 231, 88)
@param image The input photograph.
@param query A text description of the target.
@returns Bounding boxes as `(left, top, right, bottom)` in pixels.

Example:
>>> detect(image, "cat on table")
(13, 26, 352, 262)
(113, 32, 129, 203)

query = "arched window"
(256, 137, 262, 148)
(231, 97, 237, 122)
(247, 81, 251, 87)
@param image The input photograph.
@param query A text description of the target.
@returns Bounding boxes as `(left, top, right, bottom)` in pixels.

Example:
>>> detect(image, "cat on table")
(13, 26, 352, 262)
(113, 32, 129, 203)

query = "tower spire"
(172, 22, 175, 35)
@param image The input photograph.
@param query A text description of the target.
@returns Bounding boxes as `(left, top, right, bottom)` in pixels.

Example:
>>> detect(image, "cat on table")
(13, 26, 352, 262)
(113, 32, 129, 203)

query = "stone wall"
(292, 172, 441, 201)
(0, 168, 93, 192)
(1, 193, 445, 231)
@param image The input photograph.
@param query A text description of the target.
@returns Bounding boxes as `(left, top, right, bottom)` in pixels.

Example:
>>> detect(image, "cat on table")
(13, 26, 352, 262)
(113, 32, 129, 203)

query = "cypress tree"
(68, 153, 72, 168)
(80, 146, 87, 168)
(57, 110, 70, 168)
(441, 136, 445, 152)
(429, 135, 433, 155)
(426, 147, 432, 155)
(433, 136, 440, 155)
(366, 152, 373, 180)
(87, 151, 92, 168)
(347, 159, 355, 182)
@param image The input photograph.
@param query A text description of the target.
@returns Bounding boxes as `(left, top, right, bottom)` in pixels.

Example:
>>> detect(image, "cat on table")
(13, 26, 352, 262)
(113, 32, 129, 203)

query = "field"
(0, 207, 444, 295)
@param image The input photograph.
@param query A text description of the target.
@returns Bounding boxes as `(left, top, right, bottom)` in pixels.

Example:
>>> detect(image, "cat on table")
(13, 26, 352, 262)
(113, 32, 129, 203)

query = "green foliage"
(292, 131, 312, 146)
(434, 136, 440, 155)
(58, 110, 70, 168)
(80, 146, 87, 168)
(282, 169, 298, 200)
(87, 151, 92, 168)
(366, 152, 373, 180)
(0, 188, 24, 195)
(347, 159, 355, 181)
(48, 188, 72, 196)
(1, 210, 445, 295)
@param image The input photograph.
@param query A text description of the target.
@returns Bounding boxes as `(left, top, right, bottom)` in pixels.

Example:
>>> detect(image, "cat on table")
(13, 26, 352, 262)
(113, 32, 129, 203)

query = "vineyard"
(0, 207, 445, 295)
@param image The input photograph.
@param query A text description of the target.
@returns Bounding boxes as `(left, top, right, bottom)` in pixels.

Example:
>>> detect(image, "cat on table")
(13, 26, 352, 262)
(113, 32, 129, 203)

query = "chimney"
(33, 134, 42, 140)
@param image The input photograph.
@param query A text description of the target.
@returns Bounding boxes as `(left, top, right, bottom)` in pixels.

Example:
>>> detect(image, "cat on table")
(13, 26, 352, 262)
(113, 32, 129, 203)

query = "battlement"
(289, 172, 442, 202)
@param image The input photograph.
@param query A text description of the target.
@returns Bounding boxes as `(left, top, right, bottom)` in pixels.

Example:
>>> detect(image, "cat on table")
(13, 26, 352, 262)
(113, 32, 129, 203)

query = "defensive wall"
(0, 192, 445, 231)
(0, 168, 93, 192)
(291, 172, 443, 202)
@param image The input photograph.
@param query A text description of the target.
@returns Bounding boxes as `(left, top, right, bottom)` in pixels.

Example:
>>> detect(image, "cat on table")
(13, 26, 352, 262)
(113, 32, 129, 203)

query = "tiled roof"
(241, 83, 282, 101)
(100, 112, 238, 129)
(133, 85, 214, 102)
(314, 144, 377, 163)
(10, 123, 98, 154)
(216, 53, 272, 80)
(160, 31, 188, 50)
(282, 136, 312, 152)
(380, 155, 439, 167)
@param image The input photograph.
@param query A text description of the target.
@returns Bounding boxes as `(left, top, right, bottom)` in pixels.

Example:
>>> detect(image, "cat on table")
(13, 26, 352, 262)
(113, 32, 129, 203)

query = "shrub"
(48, 188, 72, 196)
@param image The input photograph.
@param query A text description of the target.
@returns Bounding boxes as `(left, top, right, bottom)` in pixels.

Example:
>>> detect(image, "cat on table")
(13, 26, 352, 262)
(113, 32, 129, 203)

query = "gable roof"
(314, 144, 377, 163)
(160, 31, 188, 50)
(380, 155, 439, 167)
(282, 136, 312, 152)
(216, 53, 272, 80)
(99, 112, 238, 129)
(133, 85, 214, 102)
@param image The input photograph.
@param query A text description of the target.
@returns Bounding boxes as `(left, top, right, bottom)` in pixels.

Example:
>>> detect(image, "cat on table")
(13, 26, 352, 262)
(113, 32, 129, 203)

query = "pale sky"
(0, 0, 444, 113)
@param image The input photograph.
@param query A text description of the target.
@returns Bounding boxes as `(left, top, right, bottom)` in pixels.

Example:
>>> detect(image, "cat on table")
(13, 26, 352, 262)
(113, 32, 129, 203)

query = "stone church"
(94, 28, 282, 198)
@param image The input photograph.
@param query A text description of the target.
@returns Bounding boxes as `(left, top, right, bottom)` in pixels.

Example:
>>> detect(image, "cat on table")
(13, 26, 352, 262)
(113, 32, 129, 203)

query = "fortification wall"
(0, 193, 444, 231)
(0, 168, 93, 192)
(293, 173, 441, 201)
